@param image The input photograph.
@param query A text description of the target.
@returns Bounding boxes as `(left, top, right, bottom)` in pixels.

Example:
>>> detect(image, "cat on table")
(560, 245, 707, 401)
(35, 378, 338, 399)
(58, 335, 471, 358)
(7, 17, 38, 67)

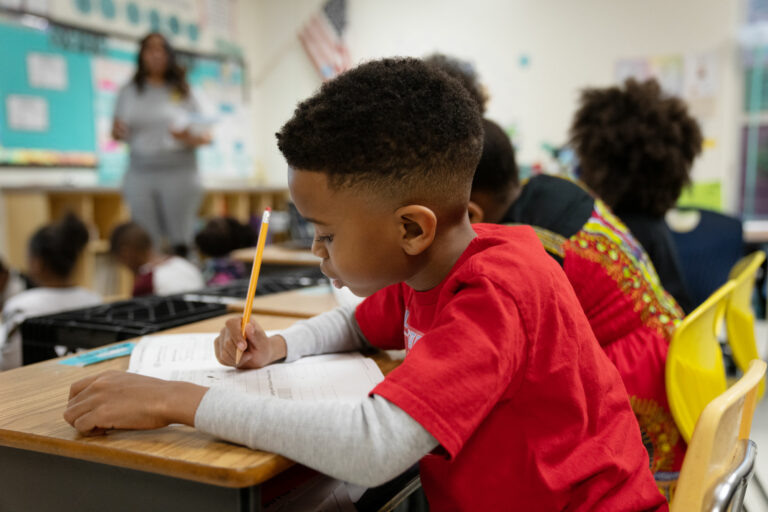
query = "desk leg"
(0, 445, 260, 512)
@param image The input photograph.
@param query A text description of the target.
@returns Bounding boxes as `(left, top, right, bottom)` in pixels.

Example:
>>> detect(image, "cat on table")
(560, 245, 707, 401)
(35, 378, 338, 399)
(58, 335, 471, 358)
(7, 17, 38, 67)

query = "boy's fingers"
(73, 411, 103, 434)
(221, 342, 238, 365)
(68, 374, 102, 400)
(63, 396, 95, 426)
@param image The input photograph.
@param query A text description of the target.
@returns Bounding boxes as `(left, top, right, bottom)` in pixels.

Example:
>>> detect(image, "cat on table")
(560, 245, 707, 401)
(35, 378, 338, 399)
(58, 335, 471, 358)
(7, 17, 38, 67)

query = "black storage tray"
(21, 297, 227, 362)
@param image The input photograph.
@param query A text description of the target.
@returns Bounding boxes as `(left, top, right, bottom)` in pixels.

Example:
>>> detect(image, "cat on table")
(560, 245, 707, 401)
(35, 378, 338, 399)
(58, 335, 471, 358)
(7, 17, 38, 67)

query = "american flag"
(299, 0, 352, 81)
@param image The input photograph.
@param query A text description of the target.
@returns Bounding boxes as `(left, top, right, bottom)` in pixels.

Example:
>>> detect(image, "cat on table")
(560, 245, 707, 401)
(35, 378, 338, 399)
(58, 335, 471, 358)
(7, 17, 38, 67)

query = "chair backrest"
(667, 208, 743, 309)
(726, 251, 767, 400)
(671, 359, 767, 512)
(667, 280, 736, 442)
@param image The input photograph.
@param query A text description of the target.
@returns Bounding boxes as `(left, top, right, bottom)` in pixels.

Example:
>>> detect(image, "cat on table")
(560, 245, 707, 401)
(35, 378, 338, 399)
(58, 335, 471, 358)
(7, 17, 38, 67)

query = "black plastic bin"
(21, 266, 328, 365)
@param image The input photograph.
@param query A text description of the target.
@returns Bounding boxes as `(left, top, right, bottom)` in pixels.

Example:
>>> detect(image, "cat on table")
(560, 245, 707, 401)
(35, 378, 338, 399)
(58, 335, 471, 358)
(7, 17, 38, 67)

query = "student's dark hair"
(423, 53, 488, 114)
(474, 119, 519, 203)
(28, 213, 89, 278)
(276, 58, 483, 206)
(570, 78, 703, 217)
(133, 32, 190, 97)
(195, 217, 256, 258)
(110, 222, 153, 255)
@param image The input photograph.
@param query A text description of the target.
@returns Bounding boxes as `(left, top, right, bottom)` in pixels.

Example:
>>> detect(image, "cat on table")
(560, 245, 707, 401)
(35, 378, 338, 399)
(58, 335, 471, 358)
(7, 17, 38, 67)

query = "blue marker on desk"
(59, 343, 136, 367)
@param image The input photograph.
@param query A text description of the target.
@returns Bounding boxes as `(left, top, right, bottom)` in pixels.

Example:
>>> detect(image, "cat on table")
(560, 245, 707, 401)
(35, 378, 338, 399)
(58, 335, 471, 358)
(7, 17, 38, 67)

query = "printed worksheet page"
(128, 333, 384, 401)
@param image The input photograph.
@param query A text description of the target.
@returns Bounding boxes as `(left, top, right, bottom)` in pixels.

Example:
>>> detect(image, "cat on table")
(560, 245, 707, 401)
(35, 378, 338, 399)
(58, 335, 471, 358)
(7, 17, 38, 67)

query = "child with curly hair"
(570, 78, 703, 313)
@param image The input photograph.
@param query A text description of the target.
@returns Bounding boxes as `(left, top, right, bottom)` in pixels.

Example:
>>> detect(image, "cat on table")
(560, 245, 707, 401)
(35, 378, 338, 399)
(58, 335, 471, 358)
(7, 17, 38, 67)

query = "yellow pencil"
(236, 207, 271, 365)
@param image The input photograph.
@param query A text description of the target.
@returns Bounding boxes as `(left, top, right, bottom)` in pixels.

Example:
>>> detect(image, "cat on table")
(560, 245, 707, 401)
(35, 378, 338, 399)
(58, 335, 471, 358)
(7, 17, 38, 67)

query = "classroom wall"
(243, 0, 743, 212)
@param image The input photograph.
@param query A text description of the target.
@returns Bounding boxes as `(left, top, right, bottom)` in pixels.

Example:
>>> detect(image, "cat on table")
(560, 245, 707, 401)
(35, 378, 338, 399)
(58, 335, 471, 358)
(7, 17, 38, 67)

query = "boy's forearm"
(280, 305, 370, 362)
(163, 381, 209, 426)
(194, 388, 437, 487)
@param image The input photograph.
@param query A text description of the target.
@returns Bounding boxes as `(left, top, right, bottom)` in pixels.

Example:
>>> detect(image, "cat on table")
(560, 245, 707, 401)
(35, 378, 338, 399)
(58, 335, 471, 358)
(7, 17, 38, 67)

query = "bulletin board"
(0, 20, 98, 166)
(0, 9, 253, 183)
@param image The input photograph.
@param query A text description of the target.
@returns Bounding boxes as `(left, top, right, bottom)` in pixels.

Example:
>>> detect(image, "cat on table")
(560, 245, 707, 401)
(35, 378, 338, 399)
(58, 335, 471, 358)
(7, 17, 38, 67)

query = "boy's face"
(289, 169, 412, 297)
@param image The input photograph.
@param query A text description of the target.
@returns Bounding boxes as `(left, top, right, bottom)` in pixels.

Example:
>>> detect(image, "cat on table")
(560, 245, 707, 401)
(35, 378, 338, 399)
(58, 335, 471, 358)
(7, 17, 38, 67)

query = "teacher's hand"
(111, 119, 129, 141)
(170, 128, 212, 147)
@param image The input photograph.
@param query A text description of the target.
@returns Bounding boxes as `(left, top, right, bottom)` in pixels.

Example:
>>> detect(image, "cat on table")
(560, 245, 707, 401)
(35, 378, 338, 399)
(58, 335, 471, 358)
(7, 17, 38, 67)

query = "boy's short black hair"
(474, 119, 519, 204)
(110, 222, 152, 255)
(195, 217, 256, 258)
(423, 53, 488, 114)
(276, 58, 483, 207)
(29, 213, 89, 278)
(570, 78, 703, 217)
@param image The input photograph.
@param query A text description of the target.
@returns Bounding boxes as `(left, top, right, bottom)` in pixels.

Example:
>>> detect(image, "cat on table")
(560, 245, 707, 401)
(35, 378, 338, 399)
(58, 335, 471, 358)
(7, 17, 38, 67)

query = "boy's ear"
(394, 205, 437, 256)
(467, 200, 485, 224)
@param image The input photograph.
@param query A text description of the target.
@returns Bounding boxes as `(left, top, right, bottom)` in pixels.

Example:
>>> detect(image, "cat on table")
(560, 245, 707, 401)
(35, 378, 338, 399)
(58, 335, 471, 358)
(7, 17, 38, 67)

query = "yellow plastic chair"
(726, 251, 766, 400)
(671, 359, 767, 511)
(666, 280, 736, 443)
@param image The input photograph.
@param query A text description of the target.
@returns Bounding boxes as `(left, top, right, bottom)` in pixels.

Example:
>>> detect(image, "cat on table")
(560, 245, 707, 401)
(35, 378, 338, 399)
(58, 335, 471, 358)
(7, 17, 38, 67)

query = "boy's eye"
(314, 234, 334, 243)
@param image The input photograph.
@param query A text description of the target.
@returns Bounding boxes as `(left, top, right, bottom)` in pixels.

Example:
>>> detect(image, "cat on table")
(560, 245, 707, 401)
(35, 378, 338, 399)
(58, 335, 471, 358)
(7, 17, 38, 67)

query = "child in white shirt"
(110, 222, 205, 296)
(1, 214, 101, 369)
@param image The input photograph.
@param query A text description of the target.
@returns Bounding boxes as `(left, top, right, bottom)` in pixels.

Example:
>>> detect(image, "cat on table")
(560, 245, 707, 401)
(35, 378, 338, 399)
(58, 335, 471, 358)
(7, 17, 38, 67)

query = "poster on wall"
(614, 55, 685, 97)
(615, 52, 719, 117)
(27, 52, 68, 90)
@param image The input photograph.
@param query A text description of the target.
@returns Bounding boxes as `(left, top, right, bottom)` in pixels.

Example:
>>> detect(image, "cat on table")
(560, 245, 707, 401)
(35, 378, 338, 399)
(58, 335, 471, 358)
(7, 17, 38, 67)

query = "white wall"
(243, 0, 743, 210)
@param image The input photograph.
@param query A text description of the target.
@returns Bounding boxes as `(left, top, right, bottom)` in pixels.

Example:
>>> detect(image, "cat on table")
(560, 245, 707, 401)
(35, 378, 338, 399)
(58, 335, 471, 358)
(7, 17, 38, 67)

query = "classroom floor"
(745, 320, 768, 511)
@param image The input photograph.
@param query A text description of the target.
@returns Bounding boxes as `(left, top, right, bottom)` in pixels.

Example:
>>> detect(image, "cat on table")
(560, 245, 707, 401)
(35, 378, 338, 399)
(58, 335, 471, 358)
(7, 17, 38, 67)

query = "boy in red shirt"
(65, 58, 667, 510)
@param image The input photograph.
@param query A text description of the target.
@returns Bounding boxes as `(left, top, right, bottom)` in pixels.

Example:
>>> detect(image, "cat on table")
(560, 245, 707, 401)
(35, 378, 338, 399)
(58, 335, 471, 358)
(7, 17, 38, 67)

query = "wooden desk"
(231, 244, 321, 267)
(0, 313, 400, 511)
(228, 285, 338, 318)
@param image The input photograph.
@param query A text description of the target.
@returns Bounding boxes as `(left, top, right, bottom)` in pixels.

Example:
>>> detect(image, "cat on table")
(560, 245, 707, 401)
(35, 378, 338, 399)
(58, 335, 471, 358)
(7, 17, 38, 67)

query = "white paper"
(28, 52, 68, 90)
(6, 95, 48, 131)
(129, 333, 384, 401)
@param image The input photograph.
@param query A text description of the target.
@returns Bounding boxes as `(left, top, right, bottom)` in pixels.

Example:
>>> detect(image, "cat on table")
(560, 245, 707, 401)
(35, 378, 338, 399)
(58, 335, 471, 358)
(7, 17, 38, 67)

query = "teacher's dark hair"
(133, 32, 190, 97)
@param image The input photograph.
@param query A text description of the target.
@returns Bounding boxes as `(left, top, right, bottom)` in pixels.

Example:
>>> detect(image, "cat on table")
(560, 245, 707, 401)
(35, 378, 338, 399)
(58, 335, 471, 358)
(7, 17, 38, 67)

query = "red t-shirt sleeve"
(355, 283, 406, 350)
(371, 275, 528, 458)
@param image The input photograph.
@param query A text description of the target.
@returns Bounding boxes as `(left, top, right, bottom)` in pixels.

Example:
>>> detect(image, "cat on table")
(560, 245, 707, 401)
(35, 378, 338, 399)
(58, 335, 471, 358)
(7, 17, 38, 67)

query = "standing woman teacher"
(113, 33, 211, 257)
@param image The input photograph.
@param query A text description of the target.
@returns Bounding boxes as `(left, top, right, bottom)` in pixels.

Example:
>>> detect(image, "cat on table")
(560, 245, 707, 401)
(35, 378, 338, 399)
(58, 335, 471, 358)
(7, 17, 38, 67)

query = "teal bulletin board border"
(0, 20, 96, 153)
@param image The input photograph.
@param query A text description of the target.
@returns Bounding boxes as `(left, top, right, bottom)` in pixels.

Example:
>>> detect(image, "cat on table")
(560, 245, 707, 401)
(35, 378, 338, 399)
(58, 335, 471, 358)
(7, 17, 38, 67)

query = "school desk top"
(0, 313, 401, 489)
(231, 244, 322, 267)
(227, 285, 339, 318)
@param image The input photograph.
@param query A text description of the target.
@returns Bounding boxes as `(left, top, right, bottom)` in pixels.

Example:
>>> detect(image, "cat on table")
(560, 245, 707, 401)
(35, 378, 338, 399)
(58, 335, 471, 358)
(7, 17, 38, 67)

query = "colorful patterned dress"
(503, 175, 685, 494)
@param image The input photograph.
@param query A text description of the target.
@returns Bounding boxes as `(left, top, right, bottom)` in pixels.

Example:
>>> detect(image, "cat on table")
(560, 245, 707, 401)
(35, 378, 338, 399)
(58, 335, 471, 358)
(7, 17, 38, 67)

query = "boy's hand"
(214, 317, 287, 369)
(63, 370, 207, 435)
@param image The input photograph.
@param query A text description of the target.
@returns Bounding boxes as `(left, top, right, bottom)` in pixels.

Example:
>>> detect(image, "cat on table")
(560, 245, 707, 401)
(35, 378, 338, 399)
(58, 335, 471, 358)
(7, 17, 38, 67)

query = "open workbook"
(128, 333, 385, 401)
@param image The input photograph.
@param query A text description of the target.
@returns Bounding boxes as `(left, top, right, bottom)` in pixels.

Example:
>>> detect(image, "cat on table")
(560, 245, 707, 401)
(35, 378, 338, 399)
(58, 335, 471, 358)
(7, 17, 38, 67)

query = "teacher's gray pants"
(122, 168, 203, 250)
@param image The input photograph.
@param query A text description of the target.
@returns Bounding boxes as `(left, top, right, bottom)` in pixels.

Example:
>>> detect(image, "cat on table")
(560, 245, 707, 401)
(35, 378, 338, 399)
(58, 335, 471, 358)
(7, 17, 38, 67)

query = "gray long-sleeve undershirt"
(194, 306, 438, 487)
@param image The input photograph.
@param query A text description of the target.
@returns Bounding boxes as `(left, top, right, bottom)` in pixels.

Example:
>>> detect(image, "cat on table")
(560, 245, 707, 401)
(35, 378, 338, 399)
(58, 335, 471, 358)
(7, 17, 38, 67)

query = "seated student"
(195, 217, 255, 286)
(64, 59, 667, 511)
(110, 222, 205, 296)
(470, 118, 686, 493)
(0, 258, 28, 311)
(423, 53, 489, 114)
(570, 78, 702, 313)
(1, 214, 101, 369)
